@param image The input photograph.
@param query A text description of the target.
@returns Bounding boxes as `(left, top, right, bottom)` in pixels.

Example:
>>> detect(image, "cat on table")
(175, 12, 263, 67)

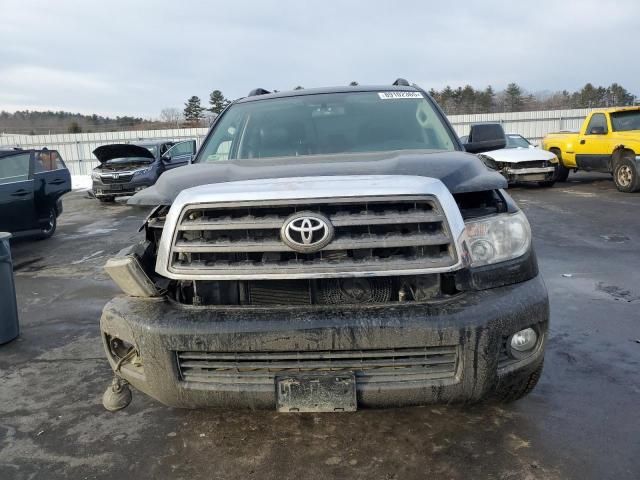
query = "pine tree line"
(428, 82, 636, 115)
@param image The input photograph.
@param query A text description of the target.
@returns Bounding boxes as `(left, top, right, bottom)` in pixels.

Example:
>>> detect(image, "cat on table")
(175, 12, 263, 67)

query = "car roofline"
(235, 84, 422, 104)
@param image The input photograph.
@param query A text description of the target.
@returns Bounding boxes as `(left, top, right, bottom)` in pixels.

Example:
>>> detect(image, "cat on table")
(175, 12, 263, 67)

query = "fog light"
(510, 328, 538, 352)
(108, 335, 135, 359)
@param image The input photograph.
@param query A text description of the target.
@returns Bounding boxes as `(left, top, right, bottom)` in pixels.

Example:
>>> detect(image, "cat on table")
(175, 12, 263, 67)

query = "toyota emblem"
(281, 212, 334, 253)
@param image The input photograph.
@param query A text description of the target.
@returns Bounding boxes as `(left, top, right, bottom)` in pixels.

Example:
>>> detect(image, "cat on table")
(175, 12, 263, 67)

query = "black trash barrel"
(0, 232, 19, 344)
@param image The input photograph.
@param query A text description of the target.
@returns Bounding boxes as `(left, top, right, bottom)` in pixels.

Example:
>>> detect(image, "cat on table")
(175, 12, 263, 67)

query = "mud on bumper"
(100, 276, 549, 409)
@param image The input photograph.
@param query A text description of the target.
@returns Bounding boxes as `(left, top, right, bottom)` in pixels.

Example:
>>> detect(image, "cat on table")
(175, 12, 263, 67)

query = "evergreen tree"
(349, 81, 359, 86)
(482, 86, 495, 112)
(504, 83, 524, 111)
(294, 86, 304, 90)
(208, 90, 229, 115)
(184, 96, 204, 124)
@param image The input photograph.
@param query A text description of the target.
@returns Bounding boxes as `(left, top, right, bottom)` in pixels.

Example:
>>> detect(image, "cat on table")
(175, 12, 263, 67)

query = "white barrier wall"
(0, 108, 595, 175)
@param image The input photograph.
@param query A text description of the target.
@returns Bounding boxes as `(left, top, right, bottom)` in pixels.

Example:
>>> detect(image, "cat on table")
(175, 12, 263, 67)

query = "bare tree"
(160, 107, 183, 126)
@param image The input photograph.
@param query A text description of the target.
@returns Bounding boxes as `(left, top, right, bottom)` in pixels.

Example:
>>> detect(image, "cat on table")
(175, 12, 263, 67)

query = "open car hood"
(92, 144, 155, 164)
(127, 150, 507, 206)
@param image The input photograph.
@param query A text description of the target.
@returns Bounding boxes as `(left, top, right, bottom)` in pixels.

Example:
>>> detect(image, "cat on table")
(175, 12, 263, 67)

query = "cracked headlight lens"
(464, 211, 531, 267)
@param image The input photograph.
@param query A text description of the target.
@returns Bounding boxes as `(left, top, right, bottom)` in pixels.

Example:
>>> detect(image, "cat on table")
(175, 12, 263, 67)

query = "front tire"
(551, 149, 570, 182)
(613, 156, 640, 193)
(493, 363, 543, 402)
(37, 207, 57, 240)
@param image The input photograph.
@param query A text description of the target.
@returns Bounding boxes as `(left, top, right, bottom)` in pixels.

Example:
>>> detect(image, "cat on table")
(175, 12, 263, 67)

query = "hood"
(92, 144, 155, 164)
(128, 150, 506, 206)
(482, 147, 557, 164)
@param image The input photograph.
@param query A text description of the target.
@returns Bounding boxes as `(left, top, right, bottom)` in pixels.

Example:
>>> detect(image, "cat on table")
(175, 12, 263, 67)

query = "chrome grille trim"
(155, 175, 467, 280)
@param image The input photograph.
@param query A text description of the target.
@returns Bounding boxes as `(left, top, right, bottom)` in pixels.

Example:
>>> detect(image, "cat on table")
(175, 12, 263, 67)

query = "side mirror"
(589, 126, 606, 135)
(161, 153, 172, 163)
(464, 123, 507, 154)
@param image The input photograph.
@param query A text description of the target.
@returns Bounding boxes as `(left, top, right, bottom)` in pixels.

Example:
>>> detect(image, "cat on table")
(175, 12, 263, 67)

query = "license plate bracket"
(276, 373, 357, 412)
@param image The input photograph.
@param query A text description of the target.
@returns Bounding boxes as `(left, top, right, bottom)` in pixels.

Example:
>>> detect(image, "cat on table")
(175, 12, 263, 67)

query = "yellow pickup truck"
(542, 106, 640, 192)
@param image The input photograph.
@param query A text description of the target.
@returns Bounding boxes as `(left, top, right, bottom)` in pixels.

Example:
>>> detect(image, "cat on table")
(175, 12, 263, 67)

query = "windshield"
(506, 135, 531, 148)
(196, 91, 457, 162)
(139, 145, 158, 157)
(610, 110, 640, 132)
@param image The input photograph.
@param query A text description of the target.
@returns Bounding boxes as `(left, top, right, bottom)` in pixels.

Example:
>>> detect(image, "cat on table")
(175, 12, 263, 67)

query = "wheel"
(493, 362, 543, 402)
(612, 156, 640, 193)
(37, 207, 57, 240)
(551, 149, 570, 182)
(99, 196, 115, 203)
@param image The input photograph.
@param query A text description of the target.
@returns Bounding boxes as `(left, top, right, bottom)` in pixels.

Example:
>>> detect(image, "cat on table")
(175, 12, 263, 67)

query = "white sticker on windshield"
(378, 91, 423, 99)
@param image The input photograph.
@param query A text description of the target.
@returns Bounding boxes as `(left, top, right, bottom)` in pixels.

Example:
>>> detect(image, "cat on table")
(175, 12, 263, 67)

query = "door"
(32, 150, 71, 221)
(575, 113, 612, 172)
(161, 140, 196, 170)
(0, 152, 35, 232)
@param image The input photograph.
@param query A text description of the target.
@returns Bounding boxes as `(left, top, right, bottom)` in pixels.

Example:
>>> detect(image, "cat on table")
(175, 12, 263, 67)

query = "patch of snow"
(72, 175, 92, 190)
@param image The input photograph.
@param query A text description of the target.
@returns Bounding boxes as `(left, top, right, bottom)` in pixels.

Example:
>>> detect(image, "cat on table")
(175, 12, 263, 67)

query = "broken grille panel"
(177, 346, 459, 385)
(167, 196, 458, 279)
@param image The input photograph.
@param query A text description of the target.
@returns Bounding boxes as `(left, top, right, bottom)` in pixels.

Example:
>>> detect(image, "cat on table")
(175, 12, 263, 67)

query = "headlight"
(91, 171, 101, 180)
(464, 211, 531, 267)
(133, 167, 152, 176)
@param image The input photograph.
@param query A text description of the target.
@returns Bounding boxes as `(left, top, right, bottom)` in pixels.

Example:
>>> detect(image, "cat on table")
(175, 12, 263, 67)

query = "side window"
(585, 114, 608, 135)
(34, 151, 65, 172)
(166, 141, 195, 157)
(0, 153, 31, 184)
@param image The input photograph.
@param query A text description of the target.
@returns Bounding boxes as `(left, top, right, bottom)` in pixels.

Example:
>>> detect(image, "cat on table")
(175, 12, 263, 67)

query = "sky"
(1, 0, 639, 118)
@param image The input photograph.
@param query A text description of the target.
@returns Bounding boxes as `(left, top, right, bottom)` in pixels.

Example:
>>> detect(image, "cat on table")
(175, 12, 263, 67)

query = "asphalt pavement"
(0, 172, 638, 480)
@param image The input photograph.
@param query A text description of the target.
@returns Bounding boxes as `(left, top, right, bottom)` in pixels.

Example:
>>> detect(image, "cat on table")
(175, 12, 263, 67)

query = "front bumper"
(92, 179, 153, 197)
(502, 166, 556, 183)
(100, 275, 549, 409)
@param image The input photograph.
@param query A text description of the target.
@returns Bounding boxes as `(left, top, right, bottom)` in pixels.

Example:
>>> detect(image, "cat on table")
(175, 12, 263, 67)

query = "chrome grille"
(177, 346, 459, 386)
(100, 173, 134, 184)
(167, 196, 458, 279)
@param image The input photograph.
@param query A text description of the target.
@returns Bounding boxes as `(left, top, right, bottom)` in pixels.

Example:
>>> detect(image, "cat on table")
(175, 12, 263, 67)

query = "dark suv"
(91, 140, 196, 202)
(101, 82, 548, 412)
(0, 149, 71, 238)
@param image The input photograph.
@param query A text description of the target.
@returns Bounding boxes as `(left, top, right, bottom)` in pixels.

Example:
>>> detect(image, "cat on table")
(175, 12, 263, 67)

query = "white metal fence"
(0, 108, 595, 176)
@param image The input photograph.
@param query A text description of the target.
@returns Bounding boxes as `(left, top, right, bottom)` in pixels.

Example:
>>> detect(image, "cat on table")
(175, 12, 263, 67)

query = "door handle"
(11, 190, 30, 197)
(580, 140, 586, 145)
(49, 179, 66, 185)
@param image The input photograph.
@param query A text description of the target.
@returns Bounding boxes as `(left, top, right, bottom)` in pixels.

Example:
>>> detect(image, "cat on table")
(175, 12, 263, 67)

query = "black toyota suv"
(0, 148, 71, 238)
(100, 80, 549, 412)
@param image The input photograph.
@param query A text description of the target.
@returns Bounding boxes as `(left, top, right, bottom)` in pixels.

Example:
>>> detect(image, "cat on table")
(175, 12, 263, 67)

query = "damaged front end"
(100, 175, 548, 410)
(479, 153, 559, 185)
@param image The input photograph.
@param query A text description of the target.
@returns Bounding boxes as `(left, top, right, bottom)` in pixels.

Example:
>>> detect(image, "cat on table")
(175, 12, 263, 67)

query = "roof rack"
(392, 78, 410, 86)
(248, 88, 271, 96)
